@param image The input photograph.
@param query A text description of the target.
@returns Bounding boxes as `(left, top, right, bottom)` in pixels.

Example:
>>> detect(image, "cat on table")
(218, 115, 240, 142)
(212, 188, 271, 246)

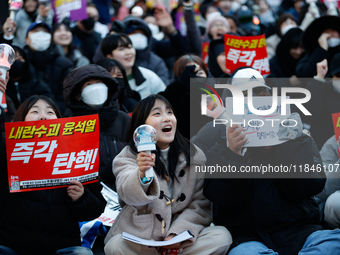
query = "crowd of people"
(2, 0, 340, 254)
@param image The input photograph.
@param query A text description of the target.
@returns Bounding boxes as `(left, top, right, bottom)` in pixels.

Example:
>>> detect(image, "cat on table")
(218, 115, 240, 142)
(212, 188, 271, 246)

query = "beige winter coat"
(104, 145, 211, 249)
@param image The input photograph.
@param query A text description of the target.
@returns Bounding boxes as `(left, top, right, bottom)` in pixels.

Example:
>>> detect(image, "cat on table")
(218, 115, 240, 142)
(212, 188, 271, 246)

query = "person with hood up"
(122, 16, 170, 85)
(296, 15, 340, 78)
(269, 27, 305, 79)
(24, 21, 73, 115)
(63, 64, 131, 191)
(208, 38, 231, 78)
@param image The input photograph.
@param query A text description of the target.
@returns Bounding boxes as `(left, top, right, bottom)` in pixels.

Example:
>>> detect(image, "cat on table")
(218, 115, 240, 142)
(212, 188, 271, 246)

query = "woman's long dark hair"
(13, 95, 62, 122)
(96, 58, 132, 96)
(125, 94, 196, 181)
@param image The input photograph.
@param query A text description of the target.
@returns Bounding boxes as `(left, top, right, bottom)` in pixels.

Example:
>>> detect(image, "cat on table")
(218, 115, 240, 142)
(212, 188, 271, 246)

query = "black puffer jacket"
(204, 134, 325, 255)
(7, 46, 54, 109)
(0, 111, 106, 255)
(63, 64, 131, 190)
(301, 78, 340, 150)
(24, 43, 73, 114)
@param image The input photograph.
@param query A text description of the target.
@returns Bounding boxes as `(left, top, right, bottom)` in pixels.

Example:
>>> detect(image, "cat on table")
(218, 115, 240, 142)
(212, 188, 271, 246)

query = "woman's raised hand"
(137, 151, 155, 179)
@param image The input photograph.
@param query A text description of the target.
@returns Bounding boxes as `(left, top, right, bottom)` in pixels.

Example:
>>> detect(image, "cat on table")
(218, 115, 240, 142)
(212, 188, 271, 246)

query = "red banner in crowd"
(5, 114, 99, 193)
(224, 34, 270, 76)
(202, 42, 209, 68)
(332, 112, 340, 157)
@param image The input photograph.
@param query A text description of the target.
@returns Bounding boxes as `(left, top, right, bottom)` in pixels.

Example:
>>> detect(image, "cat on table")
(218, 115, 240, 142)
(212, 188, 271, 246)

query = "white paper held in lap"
(122, 230, 194, 246)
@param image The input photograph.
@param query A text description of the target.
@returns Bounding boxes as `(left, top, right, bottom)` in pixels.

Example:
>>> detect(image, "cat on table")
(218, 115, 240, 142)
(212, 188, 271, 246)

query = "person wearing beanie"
(12, 0, 54, 47)
(203, 15, 230, 42)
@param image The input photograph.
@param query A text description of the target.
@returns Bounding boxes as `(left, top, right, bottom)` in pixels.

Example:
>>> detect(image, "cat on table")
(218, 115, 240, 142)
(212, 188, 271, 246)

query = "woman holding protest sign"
(0, 81, 106, 254)
(104, 94, 232, 255)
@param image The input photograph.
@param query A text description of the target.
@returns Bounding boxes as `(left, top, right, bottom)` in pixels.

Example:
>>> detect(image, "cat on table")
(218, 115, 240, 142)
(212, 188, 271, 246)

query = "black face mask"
(81, 17, 95, 31)
(115, 78, 125, 91)
(9, 60, 27, 79)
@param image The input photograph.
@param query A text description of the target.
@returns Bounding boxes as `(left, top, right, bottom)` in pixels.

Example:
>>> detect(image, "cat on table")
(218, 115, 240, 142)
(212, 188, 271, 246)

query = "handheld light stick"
(133, 124, 158, 182)
(8, 0, 23, 21)
(306, 0, 320, 18)
(0, 44, 15, 100)
(327, 0, 338, 16)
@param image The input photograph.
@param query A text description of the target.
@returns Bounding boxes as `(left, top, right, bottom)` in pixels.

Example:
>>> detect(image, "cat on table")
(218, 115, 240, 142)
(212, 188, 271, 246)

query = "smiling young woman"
(103, 94, 232, 255)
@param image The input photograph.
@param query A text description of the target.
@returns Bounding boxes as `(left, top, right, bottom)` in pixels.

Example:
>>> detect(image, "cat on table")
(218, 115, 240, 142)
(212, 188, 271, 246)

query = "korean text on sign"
(224, 34, 270, 76)
(5, 114, 100, 193)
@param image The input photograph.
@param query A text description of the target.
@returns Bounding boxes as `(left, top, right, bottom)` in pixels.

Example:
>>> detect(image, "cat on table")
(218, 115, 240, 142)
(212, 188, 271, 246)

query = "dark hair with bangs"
(52, 23, 81, 60)
(125, 94, 196, 182)
(96, 58, 134, 106)
(276, 13, 296, 37)
(173, 54, 208, 78)
(101, 33, 133, 57)
(13, 95, 62, 122)
(286, 29, 303, 50)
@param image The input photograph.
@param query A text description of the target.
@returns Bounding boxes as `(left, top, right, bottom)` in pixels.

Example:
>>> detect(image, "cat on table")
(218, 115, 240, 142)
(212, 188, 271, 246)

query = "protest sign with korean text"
(51, 0, 87, 23)
(5, 114, 99, 193)
(332, 112, 340, 157)
(225, 97, 290, 147)
(224, 34, 270, 76)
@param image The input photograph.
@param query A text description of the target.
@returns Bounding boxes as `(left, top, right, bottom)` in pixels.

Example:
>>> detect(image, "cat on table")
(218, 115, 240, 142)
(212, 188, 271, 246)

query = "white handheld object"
(133, 125, 158, 180)
(0, 44, 15, 102)
(9, 0, 23, 20)
(307, 0, 320, 18)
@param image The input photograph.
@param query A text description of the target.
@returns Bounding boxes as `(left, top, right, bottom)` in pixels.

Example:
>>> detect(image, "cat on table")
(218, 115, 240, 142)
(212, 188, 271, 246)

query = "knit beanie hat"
(205, 16, 230, 37)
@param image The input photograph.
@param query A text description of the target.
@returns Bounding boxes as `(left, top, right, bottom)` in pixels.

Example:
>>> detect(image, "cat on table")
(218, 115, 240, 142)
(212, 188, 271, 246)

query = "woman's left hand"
(161, 234, 181, 249)
(67, 180, 84, 201)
